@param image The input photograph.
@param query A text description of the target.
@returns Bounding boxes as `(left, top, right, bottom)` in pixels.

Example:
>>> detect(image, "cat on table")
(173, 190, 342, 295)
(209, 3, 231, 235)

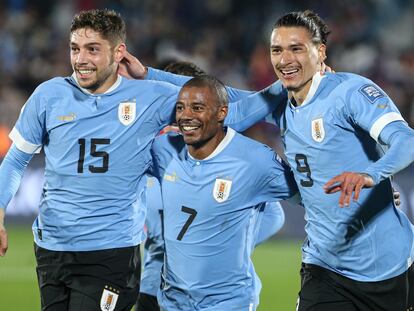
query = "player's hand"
(323, 172, 374, 208)
(118, 51, 148, 80)
(0, 224, 8, 257)
(320, 62, 334, 75)
(393, 188, 401, 207)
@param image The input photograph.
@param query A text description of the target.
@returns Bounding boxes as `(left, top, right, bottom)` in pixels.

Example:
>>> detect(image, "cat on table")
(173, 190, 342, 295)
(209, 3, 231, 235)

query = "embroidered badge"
(118, 100, 136, 126)
(359, 84, 385, 103)
(100, 286, 119, 311)
(311, 117, 325, 142)
(213, 178, 232, 203)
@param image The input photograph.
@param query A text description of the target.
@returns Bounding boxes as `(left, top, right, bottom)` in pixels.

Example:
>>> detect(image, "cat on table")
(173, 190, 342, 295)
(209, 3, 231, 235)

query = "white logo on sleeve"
(213, 179, 232, 203)
(100, 287, 119, 311)
(118, 101, 136, 126)
(311, 117, 325, 142)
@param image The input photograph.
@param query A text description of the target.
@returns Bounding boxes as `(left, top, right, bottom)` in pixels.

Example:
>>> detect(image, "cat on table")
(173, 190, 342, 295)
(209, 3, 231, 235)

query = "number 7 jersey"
(149, 128, 297, 310)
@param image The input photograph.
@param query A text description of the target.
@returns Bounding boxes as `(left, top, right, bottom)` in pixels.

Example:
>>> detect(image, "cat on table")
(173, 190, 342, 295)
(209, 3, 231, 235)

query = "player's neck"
(91, 73, 119, 94)
(289, 78, 313, 106)
(188, 129, 226, 160)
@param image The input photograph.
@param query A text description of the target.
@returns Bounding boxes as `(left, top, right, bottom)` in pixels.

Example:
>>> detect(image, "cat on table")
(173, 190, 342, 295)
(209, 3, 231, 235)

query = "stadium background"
(0, 0, 413, 310)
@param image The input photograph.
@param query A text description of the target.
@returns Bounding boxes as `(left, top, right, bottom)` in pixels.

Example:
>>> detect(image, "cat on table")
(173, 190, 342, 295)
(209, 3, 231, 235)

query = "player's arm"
(0, 145, 33, 256)
(324, 82, 414, 207)
(255, 202, 285, 246)
(119, 51, 254, 101)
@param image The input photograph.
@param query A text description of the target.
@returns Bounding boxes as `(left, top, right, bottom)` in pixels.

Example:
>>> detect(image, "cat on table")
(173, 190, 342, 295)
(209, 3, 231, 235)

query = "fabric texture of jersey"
(273, 72, 414, 281)
(140, 176, 164, 297)
(149, 128, 297, 310)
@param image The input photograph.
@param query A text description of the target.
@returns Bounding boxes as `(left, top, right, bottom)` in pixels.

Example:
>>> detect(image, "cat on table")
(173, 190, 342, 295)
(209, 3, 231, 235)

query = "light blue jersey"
(273, 72, 414, 281)
(139, 176, 164, 297)
(3, 74, 277, 252)
(149, 128, 297, 311)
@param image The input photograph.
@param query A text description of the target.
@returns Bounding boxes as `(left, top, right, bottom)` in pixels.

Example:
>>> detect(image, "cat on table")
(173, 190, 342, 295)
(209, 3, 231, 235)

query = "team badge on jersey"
(118, 100, 136, 126)
(100, 286, 119, 311)
(359, 84, 385, 103)
(311, 118, 325, 142)
(213, 178, 232, 203)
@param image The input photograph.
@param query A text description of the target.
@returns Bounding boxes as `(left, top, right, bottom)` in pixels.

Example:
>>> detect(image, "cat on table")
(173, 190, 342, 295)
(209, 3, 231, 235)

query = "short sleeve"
(9, 90, 46, 154)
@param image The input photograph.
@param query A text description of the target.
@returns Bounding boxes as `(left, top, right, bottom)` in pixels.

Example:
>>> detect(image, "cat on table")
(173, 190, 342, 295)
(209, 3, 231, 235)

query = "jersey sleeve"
(146, 67, 254, 102)
(9, 89, 47, 154)
(225, 81, 287, 132)
(255, 147, 298, 202)
(345, 82, 405, 142)
(152, 82, 181, 127)
(0, 145, 33, 209)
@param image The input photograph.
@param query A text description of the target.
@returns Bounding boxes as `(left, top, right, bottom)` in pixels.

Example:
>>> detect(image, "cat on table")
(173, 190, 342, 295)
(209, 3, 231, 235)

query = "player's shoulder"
(152, 132, 185, 154)
(32, 76, 75, 96)
(231, 130, 276, 160)
(326, 72, 376, 92)
(121, 77, 180, 97)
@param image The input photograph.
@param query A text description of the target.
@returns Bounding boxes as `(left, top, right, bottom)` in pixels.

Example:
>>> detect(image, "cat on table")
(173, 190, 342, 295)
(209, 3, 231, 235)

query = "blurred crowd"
(0, 0, 414, 158)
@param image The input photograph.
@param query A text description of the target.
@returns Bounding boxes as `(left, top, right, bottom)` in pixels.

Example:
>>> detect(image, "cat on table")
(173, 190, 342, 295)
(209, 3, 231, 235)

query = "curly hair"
(70, 9, 126, 45)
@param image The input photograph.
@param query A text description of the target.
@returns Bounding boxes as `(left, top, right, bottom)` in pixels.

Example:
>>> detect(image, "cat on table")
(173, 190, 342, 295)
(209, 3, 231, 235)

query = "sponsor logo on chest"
(118, 100, 136, 126)
(213, 178, 232, 203)
(311, 117, 325, 143)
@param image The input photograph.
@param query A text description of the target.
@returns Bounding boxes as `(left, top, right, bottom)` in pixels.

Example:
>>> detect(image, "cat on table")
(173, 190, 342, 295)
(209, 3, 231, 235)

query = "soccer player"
(269, 11, 414, 310)
(121, 10, 414, 310)
(137, 61, 287, 311)
(0, 9, 288, 311)
(147, 75, 297, 310)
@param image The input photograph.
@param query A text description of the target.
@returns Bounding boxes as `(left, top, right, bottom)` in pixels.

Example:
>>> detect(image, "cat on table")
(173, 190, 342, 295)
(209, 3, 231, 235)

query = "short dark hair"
(164, 61, 206, 77)
(274, 10, 330, 45)
(70, 9, 126, 45)
(182, 75, 228, 107)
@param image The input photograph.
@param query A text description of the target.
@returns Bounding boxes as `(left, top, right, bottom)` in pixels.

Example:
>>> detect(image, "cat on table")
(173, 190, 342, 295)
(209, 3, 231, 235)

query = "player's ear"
(318, 44, 327, 63)
(217, 105, 228, 122)
(114, 43, 126, 63)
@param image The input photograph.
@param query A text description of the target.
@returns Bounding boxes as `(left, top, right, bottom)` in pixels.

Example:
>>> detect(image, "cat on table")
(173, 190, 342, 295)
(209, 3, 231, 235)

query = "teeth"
(182, 126, 199, 131)
(281, 69, 298, 74)
(78, 69, 93, 74)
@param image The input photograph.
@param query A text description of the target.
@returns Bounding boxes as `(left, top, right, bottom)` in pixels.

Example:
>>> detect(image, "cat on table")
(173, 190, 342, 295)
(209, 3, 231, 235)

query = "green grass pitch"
(0, 225, 302, 310)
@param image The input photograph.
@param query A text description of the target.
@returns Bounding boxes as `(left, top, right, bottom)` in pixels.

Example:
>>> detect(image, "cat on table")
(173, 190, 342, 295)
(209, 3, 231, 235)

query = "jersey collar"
(290, 72, 325, 108)
(188, 127, 236, 161)
(71, 73, 123, 95)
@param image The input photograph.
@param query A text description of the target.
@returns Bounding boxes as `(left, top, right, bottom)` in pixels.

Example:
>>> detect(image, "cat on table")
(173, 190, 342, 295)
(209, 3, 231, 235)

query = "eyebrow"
(70, 42, 102, 47)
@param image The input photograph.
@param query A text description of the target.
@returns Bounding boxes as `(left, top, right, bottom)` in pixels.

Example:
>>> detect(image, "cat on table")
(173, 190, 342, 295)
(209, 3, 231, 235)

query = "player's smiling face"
(70, 28, 123, 94)
(270, 26, 325, 99)
(176, 86, 227, 157)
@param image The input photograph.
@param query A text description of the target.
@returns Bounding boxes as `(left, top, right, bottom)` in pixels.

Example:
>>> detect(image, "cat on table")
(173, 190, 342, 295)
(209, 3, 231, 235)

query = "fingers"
(324, 172, 375, 208)
(0, 228, 8, 257)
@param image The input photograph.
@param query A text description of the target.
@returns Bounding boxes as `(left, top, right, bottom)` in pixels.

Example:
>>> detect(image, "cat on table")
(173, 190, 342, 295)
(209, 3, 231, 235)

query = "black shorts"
(297, 262, 414, 311)
(135, 292, 160, 311)
(35, 243, 141, 311)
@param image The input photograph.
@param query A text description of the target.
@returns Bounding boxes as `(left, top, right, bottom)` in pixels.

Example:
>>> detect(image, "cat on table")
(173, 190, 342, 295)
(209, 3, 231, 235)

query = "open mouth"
(179, 124, 201, 134)
(280, 68, 299, 79)
(76, 68, 95, 79)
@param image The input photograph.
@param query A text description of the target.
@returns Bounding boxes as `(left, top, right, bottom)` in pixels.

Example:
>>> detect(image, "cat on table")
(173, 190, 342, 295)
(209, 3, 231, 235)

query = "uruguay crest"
(311, 117, 325, 142)
(100, 287, 119, 311)
(118, 100, 136, 126)
(213, 178, 232, 203)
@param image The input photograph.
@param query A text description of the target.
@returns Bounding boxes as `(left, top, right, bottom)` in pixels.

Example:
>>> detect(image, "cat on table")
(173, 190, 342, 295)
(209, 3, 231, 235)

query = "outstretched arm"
(0, 145, 33, 256)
